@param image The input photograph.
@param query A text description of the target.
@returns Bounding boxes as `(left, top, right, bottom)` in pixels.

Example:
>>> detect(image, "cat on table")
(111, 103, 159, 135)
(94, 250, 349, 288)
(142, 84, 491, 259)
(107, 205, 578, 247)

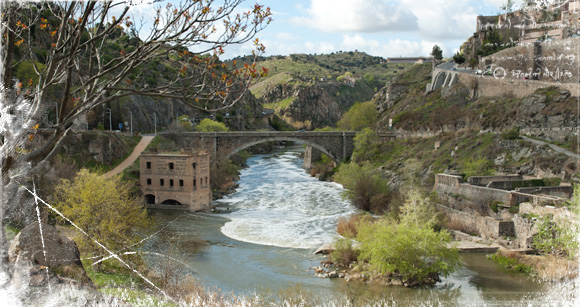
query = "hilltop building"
(140, 148, 211, 211)
(386, 57, 433, 64)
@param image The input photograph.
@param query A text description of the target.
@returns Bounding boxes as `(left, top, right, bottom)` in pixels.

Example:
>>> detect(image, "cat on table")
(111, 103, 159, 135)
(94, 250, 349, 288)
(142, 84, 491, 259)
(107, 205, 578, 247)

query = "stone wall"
(456, 73, 580, 99)
(468, 175, 523, 186)
(482, 37, 580, 83)
(487, 179, 544, 190)
(436, 204, 507, 240)
(515, 186, 574, 199)
(434, 174, 563, 211)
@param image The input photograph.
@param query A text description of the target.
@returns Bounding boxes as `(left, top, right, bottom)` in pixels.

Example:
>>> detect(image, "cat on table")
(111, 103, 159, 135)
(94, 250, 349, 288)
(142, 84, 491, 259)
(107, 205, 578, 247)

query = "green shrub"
(356, 190, 459, 285)
(489, 201, 500, 213)
(542, 177, 561, 187)
(532, 215, 578, 258)
(334, 162, 391, 213)
(196, 118, 229, 132)
(462, 157, 494, 179)
(500, 128, 520, 140)
(331, 237, 358, 268)
(487, 253, 532, 274)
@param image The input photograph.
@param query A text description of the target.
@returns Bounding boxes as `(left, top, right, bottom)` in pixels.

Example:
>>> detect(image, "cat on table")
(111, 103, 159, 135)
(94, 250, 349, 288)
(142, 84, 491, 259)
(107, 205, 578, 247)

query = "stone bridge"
(159, 131, 395, 166)
(426, 67, 459, 92)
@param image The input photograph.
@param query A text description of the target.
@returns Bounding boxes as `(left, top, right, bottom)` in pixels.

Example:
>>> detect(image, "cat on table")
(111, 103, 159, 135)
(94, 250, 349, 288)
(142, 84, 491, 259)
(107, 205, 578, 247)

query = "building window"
(192, 162, 197, 170)
(193, 179, 196, 188)
(160, 179, 164, 186)
(170, 179, 174, 187)
(146, 162, 151, 169)
(179, 180, 184, 187)
(169, 163, 174, 170)
(147, 178, 152, 185)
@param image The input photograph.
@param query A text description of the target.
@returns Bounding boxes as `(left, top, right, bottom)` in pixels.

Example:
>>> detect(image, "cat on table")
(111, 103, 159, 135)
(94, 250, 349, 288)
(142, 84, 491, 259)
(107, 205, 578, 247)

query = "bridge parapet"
(159, 131, 395, 166)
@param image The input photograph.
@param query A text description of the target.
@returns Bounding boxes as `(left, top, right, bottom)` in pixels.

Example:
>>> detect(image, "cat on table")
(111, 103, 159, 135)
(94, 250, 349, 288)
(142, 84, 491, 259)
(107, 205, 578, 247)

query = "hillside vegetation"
(229, 52, 414, 129)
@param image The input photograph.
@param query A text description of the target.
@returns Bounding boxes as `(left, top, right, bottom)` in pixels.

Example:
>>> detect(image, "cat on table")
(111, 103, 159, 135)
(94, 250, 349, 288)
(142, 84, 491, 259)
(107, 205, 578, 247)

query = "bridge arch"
(221, 137, 341, 164)
(144, 194, 155, 204)
(432, 71, 447, 91)
(160, 199, 184, 206)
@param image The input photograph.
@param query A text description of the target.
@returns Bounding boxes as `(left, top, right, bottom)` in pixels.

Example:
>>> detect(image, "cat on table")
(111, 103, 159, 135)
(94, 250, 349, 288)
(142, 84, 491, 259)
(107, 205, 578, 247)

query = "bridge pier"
(303, 145, 322, 170)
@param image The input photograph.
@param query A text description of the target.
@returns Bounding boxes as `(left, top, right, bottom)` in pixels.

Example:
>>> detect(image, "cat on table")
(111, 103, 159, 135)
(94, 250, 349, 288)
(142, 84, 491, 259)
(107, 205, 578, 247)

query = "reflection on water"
(145, 146, 571, 305)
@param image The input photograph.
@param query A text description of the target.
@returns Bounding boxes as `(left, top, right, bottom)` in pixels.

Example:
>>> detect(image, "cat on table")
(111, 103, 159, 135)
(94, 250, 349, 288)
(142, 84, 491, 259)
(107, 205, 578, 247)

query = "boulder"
(9, 223, 81, 267)
(8, 222, 91, 284)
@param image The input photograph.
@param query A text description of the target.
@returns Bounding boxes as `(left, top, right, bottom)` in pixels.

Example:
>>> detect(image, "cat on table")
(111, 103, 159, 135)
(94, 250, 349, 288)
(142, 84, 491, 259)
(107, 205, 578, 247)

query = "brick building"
(140, 148, 211, 211)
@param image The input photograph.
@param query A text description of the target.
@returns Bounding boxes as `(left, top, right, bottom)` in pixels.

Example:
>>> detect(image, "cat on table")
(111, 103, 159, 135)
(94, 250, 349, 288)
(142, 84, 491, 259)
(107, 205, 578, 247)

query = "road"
(522, 136, 580, 160)
(103, 135, 155, 178)
(437, 61, 476, 74)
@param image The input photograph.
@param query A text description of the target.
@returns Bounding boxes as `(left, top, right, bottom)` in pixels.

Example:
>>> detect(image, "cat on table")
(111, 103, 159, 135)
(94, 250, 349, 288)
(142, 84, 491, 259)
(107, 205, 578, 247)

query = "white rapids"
(218, 147, 355, 249)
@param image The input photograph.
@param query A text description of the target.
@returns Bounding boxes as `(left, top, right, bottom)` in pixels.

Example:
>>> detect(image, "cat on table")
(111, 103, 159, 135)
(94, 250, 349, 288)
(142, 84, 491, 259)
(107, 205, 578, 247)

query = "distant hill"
(226, 52, 414, 129)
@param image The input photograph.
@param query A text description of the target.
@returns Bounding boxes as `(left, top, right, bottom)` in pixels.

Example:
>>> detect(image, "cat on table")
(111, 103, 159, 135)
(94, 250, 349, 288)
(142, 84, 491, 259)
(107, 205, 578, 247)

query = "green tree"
(196, 118, 229, 132)
(337, 101, 378, 131)
(52, 170, 153, 267)
(352, 128, 381, 163)
(334, 162, 390, 213)
(431, 45, 443, 61)
(452, 52, 465, 64)
(356, 190, 459, 285)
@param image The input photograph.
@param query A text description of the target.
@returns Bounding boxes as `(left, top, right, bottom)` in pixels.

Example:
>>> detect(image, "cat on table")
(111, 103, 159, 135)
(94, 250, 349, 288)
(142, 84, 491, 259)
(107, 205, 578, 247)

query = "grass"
(263, 97, 294, 111)
(488, 251, 533, 274)
(99, 288, 175, 307)
(488, 249, 578, 281)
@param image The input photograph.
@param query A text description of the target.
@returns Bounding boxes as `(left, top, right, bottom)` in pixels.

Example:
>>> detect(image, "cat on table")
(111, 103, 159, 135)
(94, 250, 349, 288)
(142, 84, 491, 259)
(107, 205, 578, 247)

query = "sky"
(126, 0, 528, 59)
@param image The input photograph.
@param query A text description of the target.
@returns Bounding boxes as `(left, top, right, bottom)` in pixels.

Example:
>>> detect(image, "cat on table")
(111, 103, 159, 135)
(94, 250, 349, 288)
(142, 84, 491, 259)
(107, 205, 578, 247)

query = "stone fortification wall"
(468, 175, 523, 186)
(515, 186, 574, 199)
(457, 73, 580, 99)
(434, 174, 517, 214)
(482, 37, 580, 83)
(434, 174, 563, 211)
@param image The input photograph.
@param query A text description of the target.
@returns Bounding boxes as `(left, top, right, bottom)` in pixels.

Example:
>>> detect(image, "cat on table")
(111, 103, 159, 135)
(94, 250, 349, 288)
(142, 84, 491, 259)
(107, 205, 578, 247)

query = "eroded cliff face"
(87, 90, 262, 133)
(256, 74, 376, 129)
(279, 85, 341, 130)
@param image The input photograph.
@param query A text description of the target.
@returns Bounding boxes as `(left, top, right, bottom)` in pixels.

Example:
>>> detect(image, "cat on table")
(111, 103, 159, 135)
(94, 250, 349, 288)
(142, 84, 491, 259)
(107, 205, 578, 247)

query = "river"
(146, 145, 572, 305)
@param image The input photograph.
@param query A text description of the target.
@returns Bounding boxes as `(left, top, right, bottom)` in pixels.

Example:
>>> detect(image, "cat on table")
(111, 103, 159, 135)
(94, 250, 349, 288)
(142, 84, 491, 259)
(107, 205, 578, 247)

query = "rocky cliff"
(257, 78, 375, 129)
(87, 89, 262, 134)
(372, 62, 576, 134)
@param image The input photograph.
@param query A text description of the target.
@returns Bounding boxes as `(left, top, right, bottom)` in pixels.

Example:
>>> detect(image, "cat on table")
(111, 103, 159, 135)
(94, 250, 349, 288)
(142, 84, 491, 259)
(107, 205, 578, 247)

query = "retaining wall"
(457, 73, 580, 99)
(468, 175, 523, 186)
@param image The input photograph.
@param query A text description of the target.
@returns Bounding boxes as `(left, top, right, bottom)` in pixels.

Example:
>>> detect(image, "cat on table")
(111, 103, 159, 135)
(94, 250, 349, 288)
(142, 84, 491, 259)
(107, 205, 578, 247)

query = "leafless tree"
(0, 0, 270, 276)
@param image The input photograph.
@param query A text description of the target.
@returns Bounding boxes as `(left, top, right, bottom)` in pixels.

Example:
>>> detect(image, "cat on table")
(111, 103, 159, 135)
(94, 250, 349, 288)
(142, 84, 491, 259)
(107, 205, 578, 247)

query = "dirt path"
(521, 136, 580, 160)
(103, 135, 155, 178)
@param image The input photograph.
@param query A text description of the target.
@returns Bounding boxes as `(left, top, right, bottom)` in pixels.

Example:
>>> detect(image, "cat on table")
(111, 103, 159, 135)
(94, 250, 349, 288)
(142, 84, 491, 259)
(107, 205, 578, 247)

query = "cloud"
(341, 34, 450, 58)
(399, 0, 479, 40)
(275, 32, 300, 41)
(291, 0, 419, 33)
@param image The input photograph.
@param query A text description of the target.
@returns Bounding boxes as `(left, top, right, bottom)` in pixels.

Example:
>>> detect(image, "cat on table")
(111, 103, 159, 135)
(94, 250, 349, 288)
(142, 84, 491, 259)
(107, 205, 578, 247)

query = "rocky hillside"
(230, 52, 413, 129)
(373, 64, 576, 134)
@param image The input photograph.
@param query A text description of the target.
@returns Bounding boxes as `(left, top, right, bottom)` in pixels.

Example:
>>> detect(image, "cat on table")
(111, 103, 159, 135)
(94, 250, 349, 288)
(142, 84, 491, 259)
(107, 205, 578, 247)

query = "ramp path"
(103, 135, 155, 178)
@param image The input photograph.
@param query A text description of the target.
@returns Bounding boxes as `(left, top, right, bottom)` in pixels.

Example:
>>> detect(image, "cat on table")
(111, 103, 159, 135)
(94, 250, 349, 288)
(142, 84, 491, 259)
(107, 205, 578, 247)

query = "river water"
(146, 145, 574, 306)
